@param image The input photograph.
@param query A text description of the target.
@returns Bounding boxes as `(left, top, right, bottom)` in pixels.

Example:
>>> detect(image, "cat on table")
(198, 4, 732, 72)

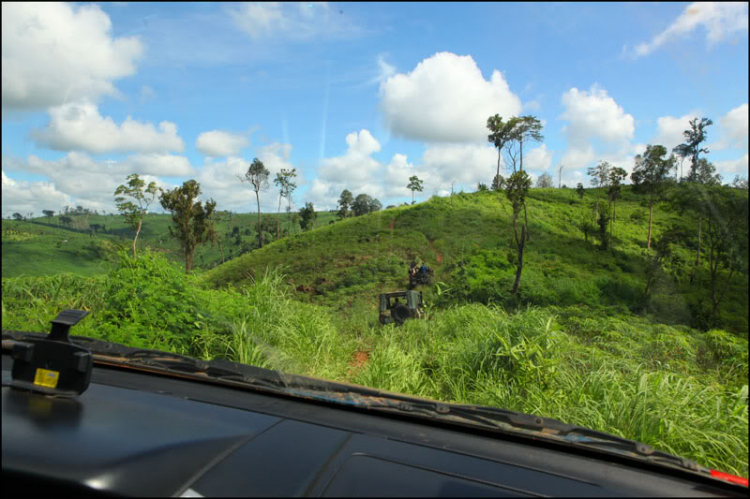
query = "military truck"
(378, 290, 423, 325)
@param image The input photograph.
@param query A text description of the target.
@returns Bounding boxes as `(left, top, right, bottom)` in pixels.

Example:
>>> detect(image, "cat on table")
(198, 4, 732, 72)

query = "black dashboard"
(1, 352, 743, 497)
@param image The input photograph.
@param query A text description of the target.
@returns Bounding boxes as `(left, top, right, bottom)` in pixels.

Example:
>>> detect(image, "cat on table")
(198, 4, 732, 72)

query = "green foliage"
(2, 260, 748, 475)
(299, 202, 317, 231)
(114, 173, 159, 259)
(159, 180, 217, 272)
(337, 189, 354, 219)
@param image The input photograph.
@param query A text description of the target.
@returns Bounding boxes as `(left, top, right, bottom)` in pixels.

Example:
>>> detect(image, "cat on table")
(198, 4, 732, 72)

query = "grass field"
(2, 186, 747, 475)
(2, 209, 339, 278)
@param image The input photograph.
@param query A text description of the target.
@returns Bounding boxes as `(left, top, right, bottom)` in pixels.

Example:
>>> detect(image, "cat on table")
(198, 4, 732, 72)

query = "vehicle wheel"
(392, 304, 410, 325)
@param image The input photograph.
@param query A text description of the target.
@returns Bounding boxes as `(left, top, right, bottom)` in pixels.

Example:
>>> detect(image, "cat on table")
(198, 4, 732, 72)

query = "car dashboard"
(1, 351, 743, 497)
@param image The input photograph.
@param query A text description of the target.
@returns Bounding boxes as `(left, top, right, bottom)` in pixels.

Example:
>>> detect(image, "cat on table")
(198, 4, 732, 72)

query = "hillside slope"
(207, 187, 748, 335)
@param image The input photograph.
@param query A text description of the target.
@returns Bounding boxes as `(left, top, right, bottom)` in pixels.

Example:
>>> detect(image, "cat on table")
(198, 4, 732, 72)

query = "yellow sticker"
(34, 368, 60, 388)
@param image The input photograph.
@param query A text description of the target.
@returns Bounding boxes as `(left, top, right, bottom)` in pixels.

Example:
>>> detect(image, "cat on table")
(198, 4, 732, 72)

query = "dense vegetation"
(2, 183, 748, 476)
(2, 247, 747, 476)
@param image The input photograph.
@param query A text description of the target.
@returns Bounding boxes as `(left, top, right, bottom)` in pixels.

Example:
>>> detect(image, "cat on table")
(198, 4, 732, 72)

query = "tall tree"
(631, 145, 675, 249)
(576, 183, 585, 200)
(159, 180, 217, 273)
(42, 210, 55, 223)
(536, 172, 554, 188)
(557, 164, 565, 188)
(238, 158, 270, 248)
(487, 114, 516, 181)
(273, 168, 297, 240)
(12, 212, 23, 221)
(685, 185, 749, 324)
(114, 173, 158, 260)
(337, 189, 354, 219)
(673, 117, 713, 183)
(511, 116, 544, 172)
(407, 175, 424, 204)
(505, 171, 532, 294)
(352, 193, 374, 217)
(587, 161, 612, 221)
(607, 167, 628, 244)
(299, 202, 317, 231)
(368, 197, 382, 213)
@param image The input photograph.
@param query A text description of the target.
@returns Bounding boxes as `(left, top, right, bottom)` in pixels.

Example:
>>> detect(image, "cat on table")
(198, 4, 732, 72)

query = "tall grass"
(2, 250, 747, 476)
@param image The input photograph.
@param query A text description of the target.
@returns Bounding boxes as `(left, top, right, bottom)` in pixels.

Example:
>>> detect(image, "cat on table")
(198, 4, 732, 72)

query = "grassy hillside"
(208, 187, 748, 336)
(2, 251, 747, 476)
(2, 210, 339, 278)
(3, 187, 747, 475)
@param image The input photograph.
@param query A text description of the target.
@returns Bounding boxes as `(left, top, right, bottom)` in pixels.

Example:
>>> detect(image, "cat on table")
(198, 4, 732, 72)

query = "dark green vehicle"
(379, 291, 423, 325)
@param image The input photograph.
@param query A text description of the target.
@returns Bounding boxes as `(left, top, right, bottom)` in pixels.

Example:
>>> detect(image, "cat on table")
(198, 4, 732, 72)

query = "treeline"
(482, 113, 747, 329)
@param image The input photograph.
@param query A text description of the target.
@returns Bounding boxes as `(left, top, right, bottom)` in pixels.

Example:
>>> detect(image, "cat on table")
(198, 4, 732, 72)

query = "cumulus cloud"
(718, 103, 748, 150)
(2, 2, 144, 111)
(653, 112, 701, 153)
(523, 144, 554, 172)
(308, 130, 384, 208)
(31, 102, 184, 154)
(560, 145, 597, 172)
(629, 2, 748, 58)
(715, 153, 749, 176)
(421, 143, 498, 187)
(379, 52, 522, 143)
(2, 171, 72, 218)
(2, 152, 195, 216)
(560, 85, 635, 148)
(195, 143, 296, 212)
(196, 130, 251, 157)
(228, 2, 361, 41)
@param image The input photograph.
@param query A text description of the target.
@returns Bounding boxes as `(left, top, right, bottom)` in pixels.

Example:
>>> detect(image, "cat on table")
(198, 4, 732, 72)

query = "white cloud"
(719, 103, 748, 150)
(1, 2, 144, 111)
(126, 153, 194, 177)
(228, 2, 360, 41)
(561, 145, 596, 171)
(196, 130, 251, 157)
(2, 170, 71, 218)
(31, 102, 184, 154)
(524, 144, 553, 172)
(308, 130, 384, 208)
(653, 112, 702, 153)
(379, 52, 522, 143)
(421, 143, 498, 189)
(715, 154, 749, 176)
(195, 143, 297, 213)
(560, 85, 635, 148)
(1, 152, 195, 216)
(630, 2, 748, 58)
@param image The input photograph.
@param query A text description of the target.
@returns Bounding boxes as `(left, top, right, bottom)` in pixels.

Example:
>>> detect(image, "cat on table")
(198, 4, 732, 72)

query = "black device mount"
(10, 309, 93, 397)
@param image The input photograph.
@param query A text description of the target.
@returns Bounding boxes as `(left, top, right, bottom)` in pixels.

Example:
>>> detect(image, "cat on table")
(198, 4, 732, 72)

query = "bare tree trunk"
(512, 225, 526, 294)
(696, 217, 702, 265)
(496, 149, 501, 189)
(276, 193, 282, 241)
(523, 203, 531, 242)
(647, 198, 654, 249)
(519, 139, 523, 172)
(610, 202, 615, 245)
(132, 218, 142, 260)
(255, 190, 262, 248)
(689, 217, 702, 284)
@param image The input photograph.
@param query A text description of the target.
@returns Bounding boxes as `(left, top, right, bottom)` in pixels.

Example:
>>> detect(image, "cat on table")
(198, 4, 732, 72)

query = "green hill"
(2, 210, 339, 278)
(207, 187, 748, 336)
(2, 186, 748, 475)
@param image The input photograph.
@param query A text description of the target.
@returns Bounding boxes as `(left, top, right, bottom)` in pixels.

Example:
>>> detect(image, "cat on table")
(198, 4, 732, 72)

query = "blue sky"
(2, 2, 748, 217)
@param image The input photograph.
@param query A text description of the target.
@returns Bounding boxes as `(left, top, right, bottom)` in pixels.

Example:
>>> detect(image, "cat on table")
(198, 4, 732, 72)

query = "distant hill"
(207, 187, 748, 336)
(2, 210, 339, 278)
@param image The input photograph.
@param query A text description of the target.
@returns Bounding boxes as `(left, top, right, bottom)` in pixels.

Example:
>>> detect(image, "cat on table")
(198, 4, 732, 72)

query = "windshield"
(2, 1, 748, 480)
